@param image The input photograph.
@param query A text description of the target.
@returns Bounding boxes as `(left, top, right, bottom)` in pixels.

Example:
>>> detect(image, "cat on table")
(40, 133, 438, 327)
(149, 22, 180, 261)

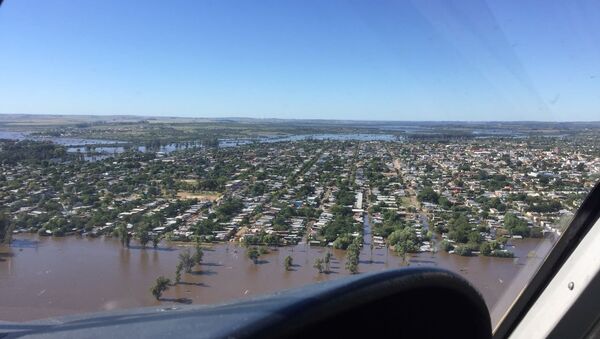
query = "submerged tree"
(150, 276, 171, 300)
(345, 260, 358, 274)
(117, 223, 128, 248)
(179, 249, 195, 273)
(324, 252, 332, 273)
(139, 230, 151, 248)
(194, 243, 204, 265)
(313, 258, 324, 273)
(345, 243, 360, 274)
(284, 255, 293, 271)
(395, 244, 408, 265)
(247, 247, 260, 264)
(175, 262, 183, 284)
(431, 239, 438, 258)
(0, 212, 13, 244)
(152, 234, 161, 249)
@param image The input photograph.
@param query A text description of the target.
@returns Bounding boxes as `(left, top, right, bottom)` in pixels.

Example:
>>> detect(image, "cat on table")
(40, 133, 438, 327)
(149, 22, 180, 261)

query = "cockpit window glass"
(0, 0, 598, 325)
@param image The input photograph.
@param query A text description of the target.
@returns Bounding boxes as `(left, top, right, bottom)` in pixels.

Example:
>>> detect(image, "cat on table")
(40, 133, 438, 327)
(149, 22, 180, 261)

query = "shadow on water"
(159, 297, 193, 304)
(151, 247, 177, 252)
(358, 260, 386, 265)
(410, 259, 438, 265)
(191, 270, 217, 276)
(176, 282, 209, 287)
(250, 259, 270, 265)
(125, 245, 176, 252)
(286, 264, 302, 272)
(200, 262, 223, 267)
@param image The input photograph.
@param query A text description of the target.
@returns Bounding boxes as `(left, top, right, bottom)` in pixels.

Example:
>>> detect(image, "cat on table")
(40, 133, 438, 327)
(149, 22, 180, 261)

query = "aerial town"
(2, 129, 598, 266)
(1, 118, 600, 322)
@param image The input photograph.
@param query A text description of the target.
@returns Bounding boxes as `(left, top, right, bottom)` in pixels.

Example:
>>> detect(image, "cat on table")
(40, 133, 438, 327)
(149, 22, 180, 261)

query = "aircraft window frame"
(493, 181, 600, 338)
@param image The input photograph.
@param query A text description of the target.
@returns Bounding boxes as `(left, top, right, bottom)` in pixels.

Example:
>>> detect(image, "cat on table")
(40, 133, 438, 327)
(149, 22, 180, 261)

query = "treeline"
(506, 193, 563, 213)
(319, 184, 361, 245)
(503, 213, 542, 237)
(477, 170, 510, 191)
(0, 140, 70, 164)
(372, 210, 429, 256)
(334, 186, 356, 206)
(406, 133, 475, 141)
(0, 212, 12, 244)
(438, 213, 514, 257)
(321, 207, 359, 244)
(418, 186, 439, 204)
(191, 198, 244, 237)
(437, 212, 543, 257)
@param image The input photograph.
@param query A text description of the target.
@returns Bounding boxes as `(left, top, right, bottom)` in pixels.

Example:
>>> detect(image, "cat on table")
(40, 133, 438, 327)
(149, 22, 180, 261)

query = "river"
(0, 131, 398, 161)
(0, 229, 554, 326)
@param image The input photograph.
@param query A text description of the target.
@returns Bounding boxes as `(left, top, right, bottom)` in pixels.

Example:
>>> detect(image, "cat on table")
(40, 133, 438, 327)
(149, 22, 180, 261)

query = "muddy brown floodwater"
(0, 233, 555, 326)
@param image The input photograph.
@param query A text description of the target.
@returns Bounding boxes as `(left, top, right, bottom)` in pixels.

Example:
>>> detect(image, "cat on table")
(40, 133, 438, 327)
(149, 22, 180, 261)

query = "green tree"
(194, 243, 204, 265)
(345, 259, 358, 274)
(454, 245, 472, 256)
(480, 242, 492, 256)
(284, 255, 293, 271)
(0, 212, 13, 244)
(324, 252, 332, 273)
(179, 249, 195, 273)
(150, 276, 171, 300)
(417, 186, 439, 204)
(332, 235, 352, 250)
(247, 247, 260, 264)
(438, 196, 451, 209)
(504, 213, 530, 237)
(313, 258, 324, 273)
(152, 234, 161, 248)
(345, 244, 360, 274)
(175, 262, 183, 284)
(447, 214, 471, 243)
(116, 223, 128, 247)
(138, 230, 151, 248)
(440, 240, 454, 252)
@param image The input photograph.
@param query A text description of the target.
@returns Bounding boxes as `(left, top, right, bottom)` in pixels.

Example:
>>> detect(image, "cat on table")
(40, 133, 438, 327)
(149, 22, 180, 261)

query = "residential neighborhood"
(2, 135, 598, 260)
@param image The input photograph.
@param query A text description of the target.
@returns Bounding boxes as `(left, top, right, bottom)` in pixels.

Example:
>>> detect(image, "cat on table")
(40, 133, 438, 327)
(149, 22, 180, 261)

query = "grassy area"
(176, 191, 221, 201)
(178, 179, 199, 184)
(400, 197, 415, 208)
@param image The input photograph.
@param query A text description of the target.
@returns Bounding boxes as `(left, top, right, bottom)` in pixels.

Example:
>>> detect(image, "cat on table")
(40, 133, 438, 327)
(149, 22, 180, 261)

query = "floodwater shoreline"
(0, 233, 551, 323)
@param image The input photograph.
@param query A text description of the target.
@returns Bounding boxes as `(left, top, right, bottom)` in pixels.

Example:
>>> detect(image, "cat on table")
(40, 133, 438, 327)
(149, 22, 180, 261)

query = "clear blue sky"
(0, 0, 599, 121)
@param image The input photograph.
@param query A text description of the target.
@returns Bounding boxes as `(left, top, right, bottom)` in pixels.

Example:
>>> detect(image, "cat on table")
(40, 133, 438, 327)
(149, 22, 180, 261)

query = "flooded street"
(0, 230, 553, 324)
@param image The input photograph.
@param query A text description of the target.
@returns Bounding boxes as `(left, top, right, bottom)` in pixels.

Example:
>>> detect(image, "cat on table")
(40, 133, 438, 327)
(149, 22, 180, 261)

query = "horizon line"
(0, 112, 599, 124)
